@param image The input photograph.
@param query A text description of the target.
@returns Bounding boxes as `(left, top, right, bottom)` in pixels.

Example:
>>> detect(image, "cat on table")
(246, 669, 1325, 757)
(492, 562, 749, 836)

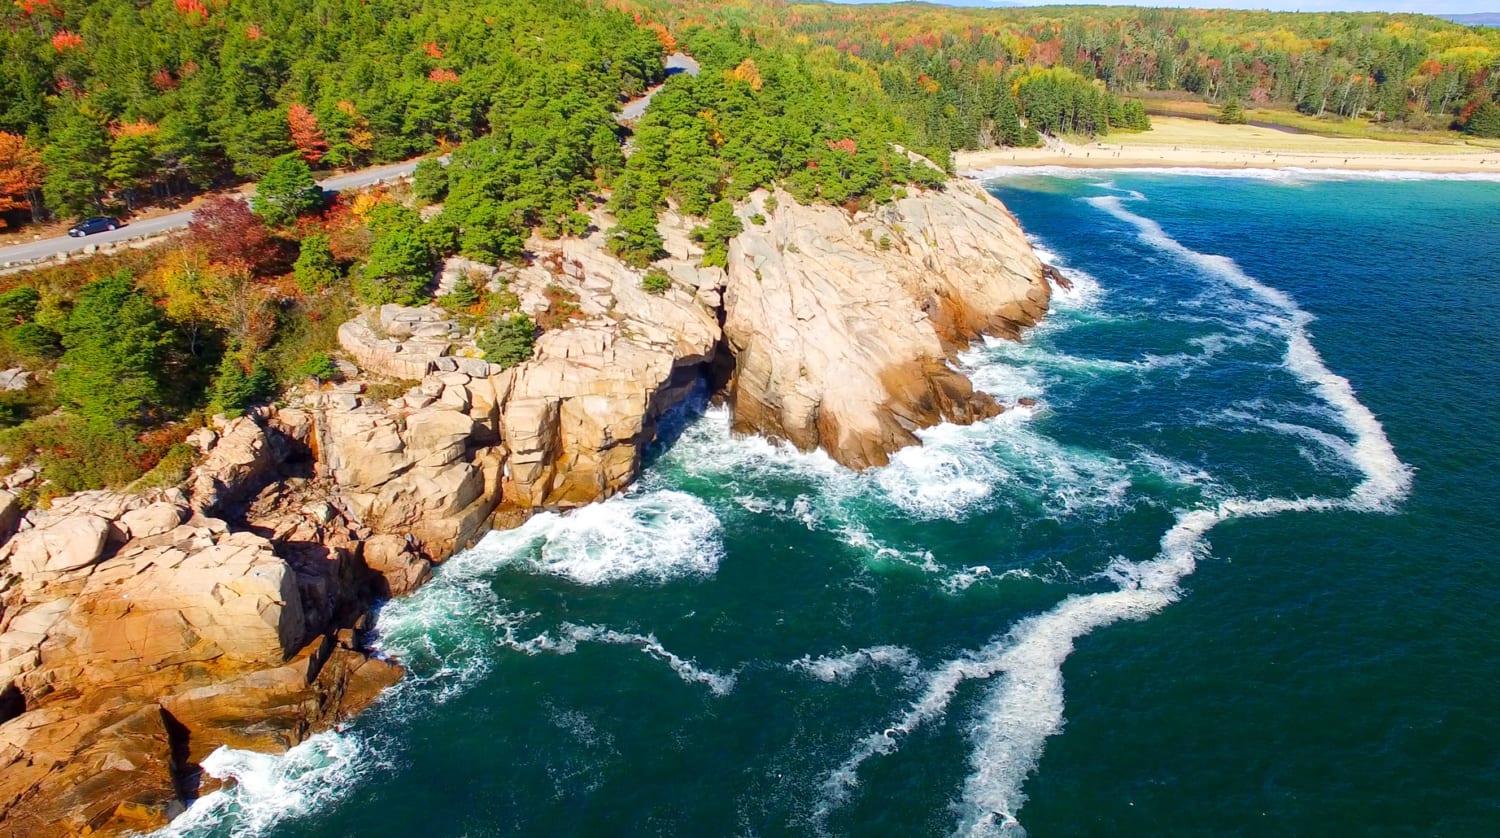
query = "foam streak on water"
(558, 624, 738, 695)
(789, 646, 921, 684)
(819, 193, 1412, 837)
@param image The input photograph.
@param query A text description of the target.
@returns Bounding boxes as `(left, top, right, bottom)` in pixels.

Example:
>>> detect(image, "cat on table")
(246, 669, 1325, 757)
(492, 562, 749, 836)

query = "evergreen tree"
(252, 154, 322, 227)
(412, 159, 449, 204)
(293, 234, 340, 293)
(1464, 102, 1500, 138)
(609, 207, 665, 268)
(477, 313, 536, 369)
(42, 106, 111, 218)
(356, 204, 435, 304)
(106, 129, 158, 209)
(55, 274, 172, 428)
(210, 350, 276, 417)
(1218, 98, 1249, 125)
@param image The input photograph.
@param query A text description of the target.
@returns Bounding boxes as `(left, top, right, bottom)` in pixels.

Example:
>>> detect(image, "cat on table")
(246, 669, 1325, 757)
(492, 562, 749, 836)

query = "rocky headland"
(0, 176, 1055, 835)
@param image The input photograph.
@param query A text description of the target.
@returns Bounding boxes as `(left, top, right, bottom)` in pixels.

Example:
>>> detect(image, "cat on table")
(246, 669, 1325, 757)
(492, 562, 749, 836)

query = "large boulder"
(3, 514, 113, 592)
(722, 181, 1048, 468)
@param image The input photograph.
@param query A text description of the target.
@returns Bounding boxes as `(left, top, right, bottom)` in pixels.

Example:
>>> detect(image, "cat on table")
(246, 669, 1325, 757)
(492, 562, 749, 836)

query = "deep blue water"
(159, 172, 1500, 837)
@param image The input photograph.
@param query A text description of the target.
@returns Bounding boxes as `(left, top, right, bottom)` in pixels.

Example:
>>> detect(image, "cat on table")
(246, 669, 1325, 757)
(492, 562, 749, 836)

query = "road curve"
(617, 52, 701, 123)
(0, 158, 424, 267)
(2, 52, 700, 268)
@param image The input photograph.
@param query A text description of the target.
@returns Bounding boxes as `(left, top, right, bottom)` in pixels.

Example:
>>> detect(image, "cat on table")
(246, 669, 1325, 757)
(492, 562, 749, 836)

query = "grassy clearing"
(1141, 99, 1500, 148)
(1103, 116, 1492, 156)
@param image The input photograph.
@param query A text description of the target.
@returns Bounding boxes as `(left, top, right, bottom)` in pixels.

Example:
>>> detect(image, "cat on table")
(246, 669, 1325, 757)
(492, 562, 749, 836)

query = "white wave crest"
(876, 409, 1131, 521)
(817, 190, 1413, 837)
(464, 489, 725, 586)
(789, 645, 921, 684)
(151, 732, 366, 838)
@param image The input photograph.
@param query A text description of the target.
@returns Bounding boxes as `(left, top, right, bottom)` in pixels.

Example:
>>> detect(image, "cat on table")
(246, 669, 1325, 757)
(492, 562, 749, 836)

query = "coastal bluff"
(0, 178, 1052, 835)
(725, 178, 1049, 469)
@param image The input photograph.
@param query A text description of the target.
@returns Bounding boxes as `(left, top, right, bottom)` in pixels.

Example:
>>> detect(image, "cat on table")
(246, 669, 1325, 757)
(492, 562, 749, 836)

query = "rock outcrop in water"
(0, 178, 1051, 835)
(725, 178, 1048, 468)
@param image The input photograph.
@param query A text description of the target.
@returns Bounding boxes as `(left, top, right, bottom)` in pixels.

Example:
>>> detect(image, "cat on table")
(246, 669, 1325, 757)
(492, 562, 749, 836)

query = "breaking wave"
(815, 192, 1411, 837)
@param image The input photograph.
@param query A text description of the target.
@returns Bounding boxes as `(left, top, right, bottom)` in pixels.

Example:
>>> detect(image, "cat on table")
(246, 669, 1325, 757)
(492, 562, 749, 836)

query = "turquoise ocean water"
(158, 172, 1500, 837)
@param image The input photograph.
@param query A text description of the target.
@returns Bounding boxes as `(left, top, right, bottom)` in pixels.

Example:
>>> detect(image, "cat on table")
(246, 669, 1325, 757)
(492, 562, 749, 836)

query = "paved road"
(618, 52, 701, 122)
(3, 51, 700, 268)
(0, 158, 423, 266)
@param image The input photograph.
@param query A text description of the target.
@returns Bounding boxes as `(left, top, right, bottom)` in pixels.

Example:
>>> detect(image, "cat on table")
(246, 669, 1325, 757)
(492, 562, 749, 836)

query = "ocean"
(156, 171, 1500, 837)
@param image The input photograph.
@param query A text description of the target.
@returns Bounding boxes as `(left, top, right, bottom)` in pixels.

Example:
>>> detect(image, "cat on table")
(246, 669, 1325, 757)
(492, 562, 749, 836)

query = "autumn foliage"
(727, 58, 763, 92)
(0, 133, 44, 229)
(50, 30, 83, 52)
(173, 0, 207, 22)
(287, 104, 328, 164)
(186, 195, 286, 277)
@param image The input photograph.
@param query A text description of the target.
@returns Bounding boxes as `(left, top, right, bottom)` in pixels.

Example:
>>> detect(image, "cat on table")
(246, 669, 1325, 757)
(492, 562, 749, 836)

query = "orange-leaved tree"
(287, 104, 328, 164)
(0, 132, 45, 228)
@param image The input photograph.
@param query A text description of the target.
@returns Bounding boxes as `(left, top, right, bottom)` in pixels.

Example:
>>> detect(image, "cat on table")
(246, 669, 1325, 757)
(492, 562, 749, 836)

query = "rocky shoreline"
(0, 177, 1054, 835)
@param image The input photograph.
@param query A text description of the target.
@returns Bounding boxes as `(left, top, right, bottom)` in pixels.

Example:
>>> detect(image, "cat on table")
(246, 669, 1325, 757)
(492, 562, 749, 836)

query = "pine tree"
(1464, 102, 1500, 139)
(293, 234, 340, 293)
(55, 274, 172, 428)
(1218, 98, 1249, 125)
(478, 313, 536, 369)
(252, 154, 322, 227)
(42, 106, 111, 218)
(411, 159, 449, 203)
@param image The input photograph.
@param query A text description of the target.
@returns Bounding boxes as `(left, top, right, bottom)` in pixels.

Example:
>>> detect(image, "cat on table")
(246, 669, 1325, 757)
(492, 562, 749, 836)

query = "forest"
(0, 0, 1494, 501)
(620, 1, 1500, 149)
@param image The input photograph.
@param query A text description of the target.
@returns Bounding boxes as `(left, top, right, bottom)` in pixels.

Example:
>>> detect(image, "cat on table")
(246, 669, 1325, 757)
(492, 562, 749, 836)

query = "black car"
(67, 216, 120, 237)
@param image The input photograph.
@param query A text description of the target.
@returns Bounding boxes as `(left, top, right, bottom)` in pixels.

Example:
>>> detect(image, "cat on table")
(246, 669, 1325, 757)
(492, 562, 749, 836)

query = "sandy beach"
(955, 116, 1500, 175)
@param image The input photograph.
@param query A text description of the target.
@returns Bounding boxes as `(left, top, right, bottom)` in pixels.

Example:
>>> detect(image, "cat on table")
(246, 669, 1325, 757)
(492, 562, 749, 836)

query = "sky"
(820, 0, 1495, 14)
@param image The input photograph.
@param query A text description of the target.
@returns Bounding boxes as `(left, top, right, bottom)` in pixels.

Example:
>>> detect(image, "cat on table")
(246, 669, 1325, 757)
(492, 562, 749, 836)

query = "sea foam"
(152, 732, 369, 838)
(816, 190, 1413, 837)
(466, 488, 725, 586)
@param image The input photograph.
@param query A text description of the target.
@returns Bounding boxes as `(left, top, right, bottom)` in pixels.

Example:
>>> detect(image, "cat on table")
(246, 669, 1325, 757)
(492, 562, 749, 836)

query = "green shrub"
(0, 415, 152, 495)
(477, 313, 536, 369)
(211, 353, 276, 416)
(437, 275, 482, 311)
(252, 154, 323, 227)
(0, 287, 39, 324)
(261, 291, 354, 386)
(356, 205, 435, 305)
(293, 234, 340, 293)
(748, 213, 766, 226)
(411, 159, 449, 203)
(641, 268, 672, 295)
(608, 207, 665, 268)
(691, 200, 744, 269)
(293, 352, 340, 382)
(7, 322, 62, 359)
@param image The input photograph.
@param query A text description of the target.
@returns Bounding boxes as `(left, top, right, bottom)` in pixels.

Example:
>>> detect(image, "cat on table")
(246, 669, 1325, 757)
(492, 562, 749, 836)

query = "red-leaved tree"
(186, 194, 287, 276)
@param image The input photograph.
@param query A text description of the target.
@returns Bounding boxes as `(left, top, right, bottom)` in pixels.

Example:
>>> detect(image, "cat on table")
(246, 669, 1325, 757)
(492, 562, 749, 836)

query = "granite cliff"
(0, 178, 1053, 834)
